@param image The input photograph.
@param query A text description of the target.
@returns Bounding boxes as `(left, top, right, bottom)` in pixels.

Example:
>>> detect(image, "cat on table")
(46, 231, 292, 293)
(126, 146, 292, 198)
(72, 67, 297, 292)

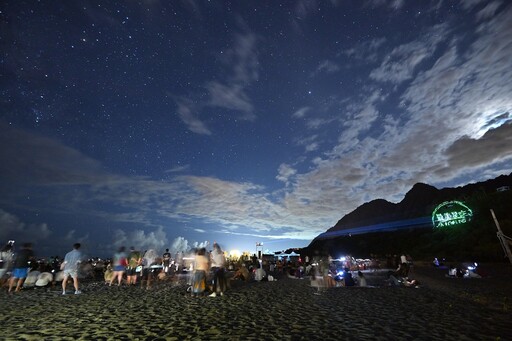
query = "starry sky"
(1, 0, 512, 258)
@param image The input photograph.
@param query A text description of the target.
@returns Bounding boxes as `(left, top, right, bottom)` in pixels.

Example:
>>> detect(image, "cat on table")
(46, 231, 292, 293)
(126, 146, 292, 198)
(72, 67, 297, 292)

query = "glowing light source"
(431, 200, 473, 228)
(229, 250, 241, 259)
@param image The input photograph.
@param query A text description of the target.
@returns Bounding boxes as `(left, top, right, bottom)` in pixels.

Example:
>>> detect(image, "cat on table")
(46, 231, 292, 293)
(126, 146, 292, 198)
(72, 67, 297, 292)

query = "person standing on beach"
(126, 247, 142, 285)
(162, 248, 171, 273)
(209, 242, 227, 297)
(192, 247, 209, 297)
(8, 242, 34, 293)
(254, 261, 267, 281)
(109, 246, 127, 287)
(140, 249, 158, 290)
(62, 243, 83, 295)
(357, 271, 367, 287)
(0, 241, 14, 286)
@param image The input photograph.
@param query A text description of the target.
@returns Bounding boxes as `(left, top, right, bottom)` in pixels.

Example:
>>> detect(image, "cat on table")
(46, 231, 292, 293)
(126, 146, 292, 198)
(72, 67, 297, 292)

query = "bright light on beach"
(229, 250, 241, 259)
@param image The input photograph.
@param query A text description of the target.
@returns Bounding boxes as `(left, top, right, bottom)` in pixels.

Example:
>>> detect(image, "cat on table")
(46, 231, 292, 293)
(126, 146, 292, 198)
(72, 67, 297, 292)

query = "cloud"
(64, 229, 89, 243)
(0, 125, 323, 242)
(281, 4, 512, 216)
(193, 240, 209, 249)
(355, 104, 379, 127)
(305, 142, 319, 152)
(165, 164, 190, 173)
(168, 238, 210, 254)
(175, 32, 259, 134)
(461, 0, 487, 11)
(475, 1, 503, 22)
(294, 0, 319, 18)
(170, 236, 190, 254)
(369, 24, 447, 84)
(364, 0, 404, 10)
(292, 107, 310, 118)
(175, 99, 212, 135)
(0, 122, 109, 185)
(206, 82, 254, 117)
(387, 5, 512, 183)
(343, 37, 387, 63)
(313, 60, 340, 75)
(305, 117, 335, 130)
(443, 122, 512, 171)
(0, 209, 52, 242)
(206, 32, 258, 120)
(295, 134, 319, 153)
(276, 164, 297, 186)
(113, 226, 168, 251)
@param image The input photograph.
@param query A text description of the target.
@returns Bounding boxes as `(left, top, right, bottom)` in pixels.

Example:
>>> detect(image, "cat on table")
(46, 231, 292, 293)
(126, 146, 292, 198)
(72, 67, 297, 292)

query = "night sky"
(1, 0, 511, 258)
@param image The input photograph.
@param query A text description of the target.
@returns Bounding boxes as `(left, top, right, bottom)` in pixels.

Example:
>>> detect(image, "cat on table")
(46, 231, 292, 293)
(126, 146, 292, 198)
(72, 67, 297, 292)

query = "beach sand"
(1, 264, 511, 340)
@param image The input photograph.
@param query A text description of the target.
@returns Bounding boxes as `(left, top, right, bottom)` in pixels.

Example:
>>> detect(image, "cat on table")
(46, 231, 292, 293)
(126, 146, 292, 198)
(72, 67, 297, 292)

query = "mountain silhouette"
(306, 172, 512, 261)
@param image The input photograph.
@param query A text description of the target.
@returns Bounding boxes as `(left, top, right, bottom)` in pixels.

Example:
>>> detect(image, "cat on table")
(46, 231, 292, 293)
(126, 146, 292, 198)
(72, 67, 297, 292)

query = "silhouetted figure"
(62, 243, 83, 295)
(8, 243, 34, 293)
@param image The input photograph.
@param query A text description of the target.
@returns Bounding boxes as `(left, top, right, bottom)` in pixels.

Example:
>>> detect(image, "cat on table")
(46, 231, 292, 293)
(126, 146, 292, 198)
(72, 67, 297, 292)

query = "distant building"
(497, 186, 510, 192)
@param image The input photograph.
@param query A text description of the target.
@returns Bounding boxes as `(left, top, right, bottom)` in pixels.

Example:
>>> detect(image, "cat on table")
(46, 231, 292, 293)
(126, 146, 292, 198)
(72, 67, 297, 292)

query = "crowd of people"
(2, 241, 428, 296)
(0, 240, 260, 297)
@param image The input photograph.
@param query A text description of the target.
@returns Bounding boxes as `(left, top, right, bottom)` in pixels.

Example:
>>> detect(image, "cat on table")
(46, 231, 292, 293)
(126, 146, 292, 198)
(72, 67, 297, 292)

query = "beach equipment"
(23, 270, 40, 287)
(54, 270, 65, 282)
(35, 272, 53, 286)
(492, 209, 512, 265)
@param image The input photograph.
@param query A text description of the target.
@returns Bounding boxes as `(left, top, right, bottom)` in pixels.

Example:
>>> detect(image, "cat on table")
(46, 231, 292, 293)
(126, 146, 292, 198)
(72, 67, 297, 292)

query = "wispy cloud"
(461, 0, 488, 11)
(206, 82, 254, 117)
(165, 164, 191, 173)
(313, 60, 340, 76)
(475, 1, 503, 22)
(344, 37, 386, 61)
(369, 24, 447, 84)
(276, 163, 297, 186)
(175, 98, 212, 135)
(176, 31, 259, 134)
(292, 107, 310, 118)
(364, 0, 405, 10)
(206, 32, 258, 119)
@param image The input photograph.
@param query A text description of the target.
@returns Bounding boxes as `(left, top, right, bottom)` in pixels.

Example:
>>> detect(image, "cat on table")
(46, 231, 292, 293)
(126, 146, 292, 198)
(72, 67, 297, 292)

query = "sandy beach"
(1, 264, 511, 340)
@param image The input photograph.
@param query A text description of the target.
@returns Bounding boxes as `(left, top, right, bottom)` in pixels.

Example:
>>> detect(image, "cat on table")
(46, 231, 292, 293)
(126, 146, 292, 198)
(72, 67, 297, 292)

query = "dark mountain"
(325, 173, 512, 234)
(305, 172, 512, 261)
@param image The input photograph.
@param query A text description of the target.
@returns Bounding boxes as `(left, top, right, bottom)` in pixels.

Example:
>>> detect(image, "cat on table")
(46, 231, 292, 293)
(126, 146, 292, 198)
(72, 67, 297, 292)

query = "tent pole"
(491, 209, 512, 265)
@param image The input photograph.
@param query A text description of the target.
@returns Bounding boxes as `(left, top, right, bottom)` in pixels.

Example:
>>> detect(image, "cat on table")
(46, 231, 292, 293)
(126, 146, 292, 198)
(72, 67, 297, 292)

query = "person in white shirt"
(209, 243, 227, 297)
(357, 271, 367, 287)
(254, 261, 267, 281)
(62, 243, 83, 295)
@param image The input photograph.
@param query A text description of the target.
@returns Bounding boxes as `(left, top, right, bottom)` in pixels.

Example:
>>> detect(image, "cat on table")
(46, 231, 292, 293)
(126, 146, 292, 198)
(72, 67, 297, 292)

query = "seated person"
(403, 277, 419, 287)
(357, 271, 367, 287)
(254, 264, 267, 282)
(456, 267, 465, 278)
(295, 265, 304, 278)
(323, 275, 336, 288)
(341, 268, 355, 287)
(395, 262, 409, 278)
(232, 264, 250, 281)
(104, 264, 113, 284)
